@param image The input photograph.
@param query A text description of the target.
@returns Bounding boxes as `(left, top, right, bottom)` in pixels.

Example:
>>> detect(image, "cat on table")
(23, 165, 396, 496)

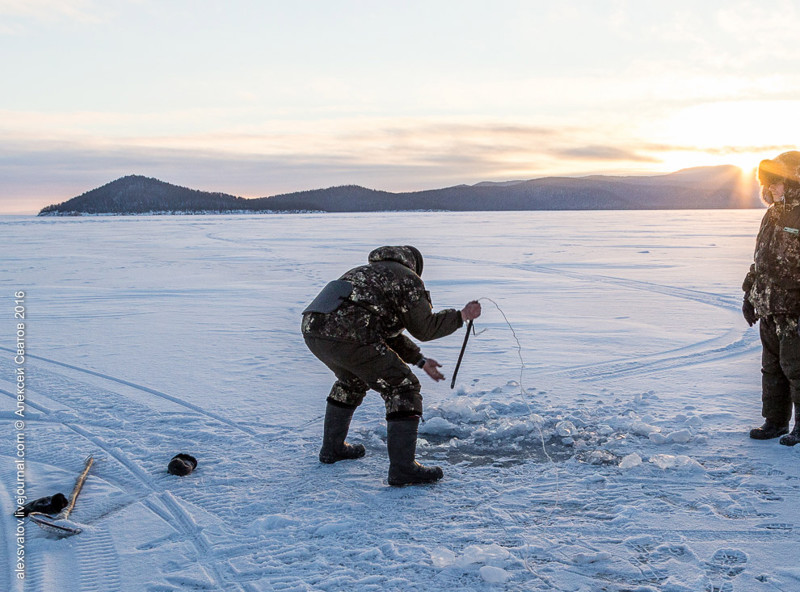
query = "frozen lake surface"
(2, 210, 799, 591)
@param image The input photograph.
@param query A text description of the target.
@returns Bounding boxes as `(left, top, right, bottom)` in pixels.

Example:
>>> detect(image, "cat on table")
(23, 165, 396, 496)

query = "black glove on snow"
(19, 493, 68, 516)
(742, 297, 757, 327)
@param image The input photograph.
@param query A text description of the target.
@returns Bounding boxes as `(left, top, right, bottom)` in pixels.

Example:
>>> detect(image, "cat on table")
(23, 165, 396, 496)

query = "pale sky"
(2, 0, 800, 213)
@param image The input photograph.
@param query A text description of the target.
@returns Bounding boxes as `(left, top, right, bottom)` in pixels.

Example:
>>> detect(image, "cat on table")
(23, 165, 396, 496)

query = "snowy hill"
(38, 166, 760, 215)
(38, 175, 250, 215)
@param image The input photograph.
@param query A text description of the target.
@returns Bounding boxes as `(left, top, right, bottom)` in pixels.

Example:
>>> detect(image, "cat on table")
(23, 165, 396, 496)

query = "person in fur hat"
(302, 245, 481, 485)
(742, 151, 800, 445)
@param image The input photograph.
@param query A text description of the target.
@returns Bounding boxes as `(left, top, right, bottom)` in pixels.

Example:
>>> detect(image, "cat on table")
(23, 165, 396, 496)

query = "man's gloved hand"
(742, 296, 758, 327)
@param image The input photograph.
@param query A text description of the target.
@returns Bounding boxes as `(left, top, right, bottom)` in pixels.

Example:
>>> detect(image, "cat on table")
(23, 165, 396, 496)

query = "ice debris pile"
(417, 382, 708, 470)
(431, 544, 512, 583)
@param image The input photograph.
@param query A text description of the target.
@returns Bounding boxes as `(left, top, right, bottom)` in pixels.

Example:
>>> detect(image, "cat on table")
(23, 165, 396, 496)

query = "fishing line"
(470, 297, 563, 576)
(476, 297, 559, 479)
(476, 297, 527, 398)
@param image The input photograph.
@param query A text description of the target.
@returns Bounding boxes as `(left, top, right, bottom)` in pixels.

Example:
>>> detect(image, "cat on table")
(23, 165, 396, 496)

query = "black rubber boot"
(387, 417, 443, 486)
(779, 411, 800, 446)
(749, 421, 789, 440)
(319, 401, 366, 464)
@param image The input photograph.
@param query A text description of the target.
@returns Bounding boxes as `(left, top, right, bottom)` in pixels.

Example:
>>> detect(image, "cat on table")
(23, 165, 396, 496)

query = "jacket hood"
(368, 245, 423, 275)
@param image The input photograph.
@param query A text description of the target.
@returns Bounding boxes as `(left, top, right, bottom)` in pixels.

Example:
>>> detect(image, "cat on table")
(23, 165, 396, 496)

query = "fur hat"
(168, 453, 197, 476)
(758, 151, 800, 204)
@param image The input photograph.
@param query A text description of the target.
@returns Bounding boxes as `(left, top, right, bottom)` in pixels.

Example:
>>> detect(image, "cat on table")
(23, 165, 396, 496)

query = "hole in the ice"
(418, 433, 576, 467)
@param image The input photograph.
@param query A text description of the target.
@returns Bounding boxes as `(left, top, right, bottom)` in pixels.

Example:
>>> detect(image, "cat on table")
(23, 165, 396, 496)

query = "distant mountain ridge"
(38, 166, 761, 215)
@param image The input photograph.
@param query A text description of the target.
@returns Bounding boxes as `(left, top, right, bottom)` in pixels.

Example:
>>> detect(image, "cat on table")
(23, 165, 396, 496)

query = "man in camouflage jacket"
(743, 151, 800, 445)
(302, 245, 481, 485)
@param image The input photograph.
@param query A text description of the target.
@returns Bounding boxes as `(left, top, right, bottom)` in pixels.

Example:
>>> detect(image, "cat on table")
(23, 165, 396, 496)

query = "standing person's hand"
(422, 358, 445, 381)
(742, 297, 758, 327)
(461, 301, 481, 322)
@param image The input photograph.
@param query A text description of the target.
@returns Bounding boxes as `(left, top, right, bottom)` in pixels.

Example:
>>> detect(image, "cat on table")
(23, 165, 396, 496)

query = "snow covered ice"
(2, 210, 799, 591)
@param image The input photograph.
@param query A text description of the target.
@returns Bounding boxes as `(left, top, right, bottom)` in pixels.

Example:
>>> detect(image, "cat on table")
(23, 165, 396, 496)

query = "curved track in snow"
(0, 346, 256, 437)
(1, 362, 252, 592)
(429, 254, 756, 382)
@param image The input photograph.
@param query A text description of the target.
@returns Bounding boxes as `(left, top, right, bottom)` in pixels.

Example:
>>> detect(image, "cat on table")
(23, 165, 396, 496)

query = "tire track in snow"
(76, 526, 122, 592)
(2, 358, 253, 592)
(2, 355, 314, 531)
(429, 254, 752, 381)
(57, 424, 246, 592)
(11, 434, 126, 592)
(0, 385, 52, 414)
(12, 455, 104, 592)
(65, 424, 156, 493)
(23, 541, 78, 592)
(0, 471, 19, 592)
(513, 261, 738, 309)
(547, 331, 761, 382)
(1, 386, 133, 431)
(204, 230, 320, 283)
(140, 494, 224, 590)
(1, 384, 93, 590)
(431, 254, 738, 310)
(539, 524, 793, 543)
(511, 262, 760, 380)
(0, 346, 255, 436)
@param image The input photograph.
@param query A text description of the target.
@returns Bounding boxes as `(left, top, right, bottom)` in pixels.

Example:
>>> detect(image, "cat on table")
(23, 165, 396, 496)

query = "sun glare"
(653, 100, 800, 173)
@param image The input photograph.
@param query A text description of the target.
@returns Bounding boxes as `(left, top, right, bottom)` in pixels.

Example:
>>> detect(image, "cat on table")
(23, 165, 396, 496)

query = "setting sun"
(652, 100, 800, 172)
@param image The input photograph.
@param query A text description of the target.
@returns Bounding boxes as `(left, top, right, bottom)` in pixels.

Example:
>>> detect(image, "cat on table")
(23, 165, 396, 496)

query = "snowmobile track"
(61, 422, 247, 592)
(552, 332, 760, 381)
(430, 254, 753, 381)
(515, 262, 739, 309)
(4, 361, 255, 592)
(75, 525, 123, 592)
(0, 474, 18, 592)
(0, 345, 256, 436)
(0, 384, 52, 414)
(430, 254, 739, 310)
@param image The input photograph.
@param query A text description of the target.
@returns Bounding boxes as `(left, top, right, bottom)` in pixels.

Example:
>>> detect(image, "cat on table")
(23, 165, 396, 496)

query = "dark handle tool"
(450, 319, 473, 389)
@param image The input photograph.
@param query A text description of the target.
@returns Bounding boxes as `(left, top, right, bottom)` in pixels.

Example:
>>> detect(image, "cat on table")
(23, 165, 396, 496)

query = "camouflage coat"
(301, 246, 463, 364)
(743, 185, 800, 319)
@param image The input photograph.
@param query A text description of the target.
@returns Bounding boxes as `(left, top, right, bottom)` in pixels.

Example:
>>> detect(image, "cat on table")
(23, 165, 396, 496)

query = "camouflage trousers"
(303, 336, 422, 419)
(760, 315, 800, 424)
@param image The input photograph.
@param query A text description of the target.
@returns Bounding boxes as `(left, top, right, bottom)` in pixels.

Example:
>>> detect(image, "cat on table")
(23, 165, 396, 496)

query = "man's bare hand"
(422, 358, 445, 381)
(461, 300, 481, 322)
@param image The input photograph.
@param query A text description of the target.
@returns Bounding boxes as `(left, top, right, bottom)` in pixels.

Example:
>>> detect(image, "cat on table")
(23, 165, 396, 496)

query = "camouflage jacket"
(743, 187, 800, 317)
(301, 246, 463, 363)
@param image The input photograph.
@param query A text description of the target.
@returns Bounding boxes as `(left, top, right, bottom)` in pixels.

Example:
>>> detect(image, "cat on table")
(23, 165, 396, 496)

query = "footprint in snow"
(706, 548, 748, 578)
